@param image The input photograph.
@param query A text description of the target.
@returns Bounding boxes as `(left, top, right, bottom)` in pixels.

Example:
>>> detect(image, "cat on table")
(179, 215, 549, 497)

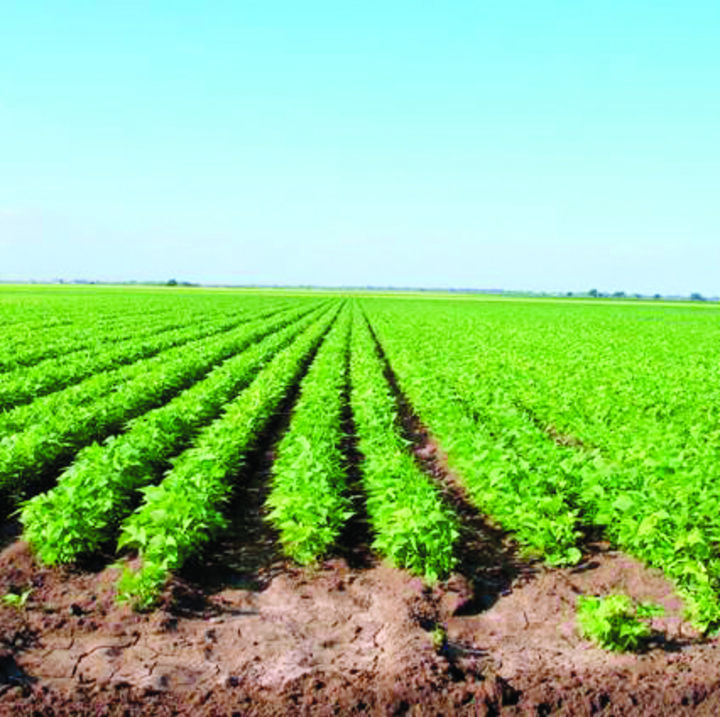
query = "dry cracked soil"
(1, 535, 720, 716)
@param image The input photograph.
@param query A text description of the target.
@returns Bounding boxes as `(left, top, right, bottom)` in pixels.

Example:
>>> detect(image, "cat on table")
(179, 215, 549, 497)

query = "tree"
(690, 292, 705, 301)
(588, 289, 598, 298)
(166, 279, 178, 286)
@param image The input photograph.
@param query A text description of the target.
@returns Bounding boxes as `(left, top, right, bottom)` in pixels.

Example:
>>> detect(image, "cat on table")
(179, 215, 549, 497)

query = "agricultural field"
(2, 285, 720, 714)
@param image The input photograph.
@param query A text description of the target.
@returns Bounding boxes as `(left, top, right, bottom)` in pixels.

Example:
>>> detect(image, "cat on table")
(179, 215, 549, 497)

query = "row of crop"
(265, 305, 353, 564)
(363, 298, 720, 630)
(115, 303, 341, 608)
(347, 307, 458, 581)
(0, 307, 144, 343)
(0, 304, 245, 374)
(0, 300, 320, 439)
(476, 307, 720, 630)
(0, 301, 326, 509)
(0, 293, 281, 373)
(0, 286, 246, 335)
(425, 303, 720, 629)
(0, 301, 290, 409)
(0, 300, 180, 367)
(0, 294, 168, 337)
(21, 305, 326, 564)
(363, 300, 583, 566)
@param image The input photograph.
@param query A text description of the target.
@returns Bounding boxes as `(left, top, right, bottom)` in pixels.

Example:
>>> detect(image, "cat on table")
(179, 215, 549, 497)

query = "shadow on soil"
(333, 335, 375, 570)
(0, 517, 21, 553)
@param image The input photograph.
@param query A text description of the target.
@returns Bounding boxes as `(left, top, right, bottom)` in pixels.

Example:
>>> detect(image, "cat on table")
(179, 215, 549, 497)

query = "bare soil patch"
(0, 538, 719, 715)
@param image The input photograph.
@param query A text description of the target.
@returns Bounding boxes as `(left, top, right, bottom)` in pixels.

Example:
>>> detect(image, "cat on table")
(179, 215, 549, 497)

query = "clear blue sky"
(1, 1, 718, 294)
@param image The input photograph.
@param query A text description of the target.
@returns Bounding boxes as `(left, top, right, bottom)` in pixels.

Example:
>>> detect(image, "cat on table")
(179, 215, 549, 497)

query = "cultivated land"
(1, 285, 720, 714)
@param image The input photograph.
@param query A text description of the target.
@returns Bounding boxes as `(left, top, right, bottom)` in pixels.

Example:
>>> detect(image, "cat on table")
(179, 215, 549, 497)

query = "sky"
(1, 1, 718, 294)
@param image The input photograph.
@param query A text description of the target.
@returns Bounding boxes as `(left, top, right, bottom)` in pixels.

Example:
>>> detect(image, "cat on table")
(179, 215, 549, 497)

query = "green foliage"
(115, 304, 341, 608)
(431, 625, 447, 652)
(2, 588, 32, 609)
(349, 307, 458, 582)
(0, 306, 263, 411)
(0, 290, 286, 373)
(0, 303, 269, 417)
(0, 302, 310, 508)
(10, 286, 720, 629)
(21, 304, 321, 564)
(576, 594, 664, 652)
(266, 307, 354, 564)
(362, 297, 720, 631)
(364, 301, 583, 567)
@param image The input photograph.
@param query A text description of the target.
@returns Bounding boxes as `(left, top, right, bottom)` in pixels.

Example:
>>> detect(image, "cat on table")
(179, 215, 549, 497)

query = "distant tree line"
(166, 279, 198, 287)
(583, 289, 712, 302)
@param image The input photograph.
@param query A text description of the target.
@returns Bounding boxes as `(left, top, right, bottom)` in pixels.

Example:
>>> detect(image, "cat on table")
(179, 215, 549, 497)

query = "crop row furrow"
(115, 302, 341, 608)
(20, 305, 323, 564)
(363, 301, 583, 566)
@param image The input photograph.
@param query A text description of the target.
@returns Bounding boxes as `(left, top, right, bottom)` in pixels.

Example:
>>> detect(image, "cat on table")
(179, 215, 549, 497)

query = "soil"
(2, 524, 720, 715)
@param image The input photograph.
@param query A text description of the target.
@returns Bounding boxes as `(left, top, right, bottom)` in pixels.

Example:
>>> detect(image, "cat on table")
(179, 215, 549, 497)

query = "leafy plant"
(363, 300, 583, 567)
(576, 594, 664, 652)
(0, 302, 308, 508)
(431, 625, 448, 653)
(266, 307, 354, 564)
(361, 298, 720, 631)
(2, 588, 32, 609)
(348, 307, 458, 582)
(21, 304, 320, 564)
(115, 304, 340, 608)
(0, 304, 277, 411)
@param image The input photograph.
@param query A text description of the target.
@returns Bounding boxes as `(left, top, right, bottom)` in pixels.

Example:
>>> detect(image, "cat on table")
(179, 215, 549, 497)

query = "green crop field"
(4, 284, 720, 633)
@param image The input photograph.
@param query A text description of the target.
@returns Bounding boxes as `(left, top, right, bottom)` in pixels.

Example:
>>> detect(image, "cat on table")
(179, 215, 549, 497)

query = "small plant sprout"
(431, 625, 448, 653)
(2, 587, 32, 609)
(576, 593, 665, 652)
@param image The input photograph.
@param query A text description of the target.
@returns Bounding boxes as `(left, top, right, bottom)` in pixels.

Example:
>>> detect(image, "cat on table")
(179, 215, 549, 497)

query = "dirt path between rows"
(1, 537, 720, 716)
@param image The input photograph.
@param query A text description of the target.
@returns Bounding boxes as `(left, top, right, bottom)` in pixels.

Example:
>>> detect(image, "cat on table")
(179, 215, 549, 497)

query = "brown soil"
(1, 537, 720, 715)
